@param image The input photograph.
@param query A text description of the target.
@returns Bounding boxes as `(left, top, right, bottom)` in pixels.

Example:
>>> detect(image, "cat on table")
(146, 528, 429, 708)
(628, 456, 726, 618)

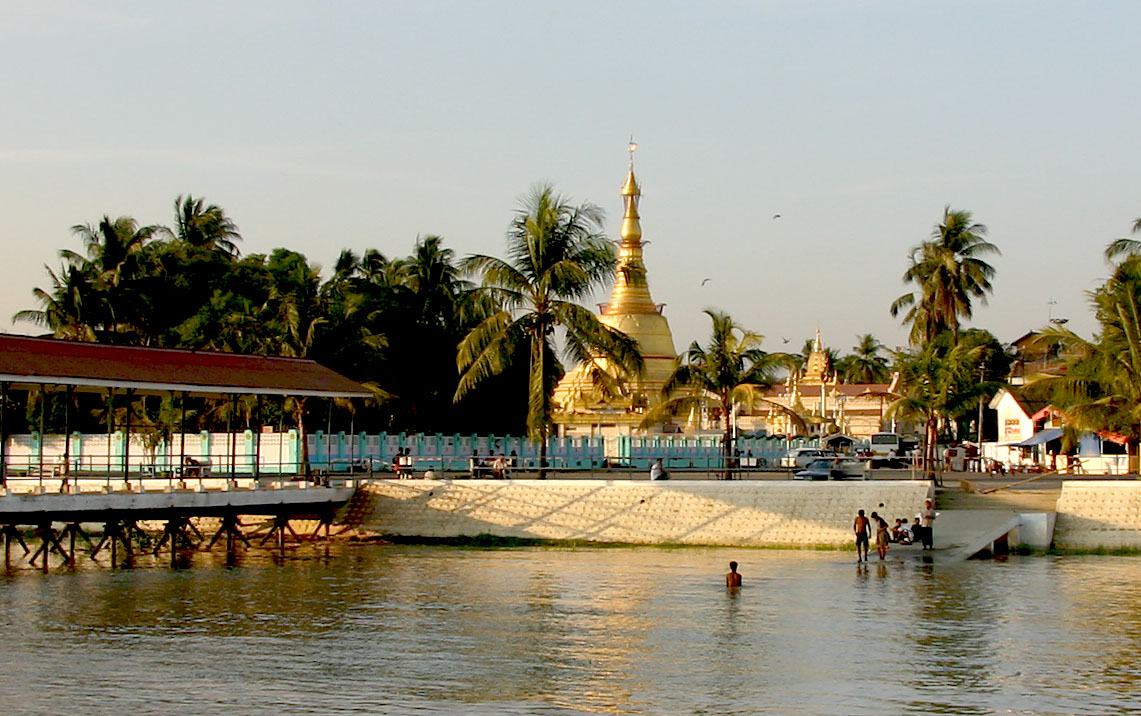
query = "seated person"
(395, 449, 413, 478)
(892, 518, 912, 544)
(183, 455, 201, 478)
(490, 453, 509, 478)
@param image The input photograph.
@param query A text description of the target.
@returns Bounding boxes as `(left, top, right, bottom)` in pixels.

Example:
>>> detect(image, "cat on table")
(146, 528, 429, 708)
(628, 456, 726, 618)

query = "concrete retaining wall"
(1054, 480, 1141, 550)
(356, 479, 933, 547)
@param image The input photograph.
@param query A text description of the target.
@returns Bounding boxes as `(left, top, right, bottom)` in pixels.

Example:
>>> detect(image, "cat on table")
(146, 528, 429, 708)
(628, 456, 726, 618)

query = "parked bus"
(869, 432, 902, 457)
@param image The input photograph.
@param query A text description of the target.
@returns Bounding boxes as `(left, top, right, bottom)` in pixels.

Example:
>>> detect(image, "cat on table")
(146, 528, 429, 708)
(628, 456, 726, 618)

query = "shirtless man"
(853, 509, 870, 563)
(726, 561, 742, 588)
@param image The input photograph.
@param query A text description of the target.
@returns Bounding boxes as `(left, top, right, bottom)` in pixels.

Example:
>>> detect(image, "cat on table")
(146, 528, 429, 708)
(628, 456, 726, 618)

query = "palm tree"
(397, 236, 469, 325)
(645, 309, 800, 476)
(62, 215, 161, 341)
(66, 215, 159, 287)
(890, 207, 1000, 346)
(888, 336, 990, 480)
(456, 184, 644, 474)
(169, 194, 242, 259)
(14, 263, 97, 340)
(1030, 253, 1141, 473)
(1104, 216, 1141, 262)
(837, 334, 891, 384)
(267, 250, 327, 475)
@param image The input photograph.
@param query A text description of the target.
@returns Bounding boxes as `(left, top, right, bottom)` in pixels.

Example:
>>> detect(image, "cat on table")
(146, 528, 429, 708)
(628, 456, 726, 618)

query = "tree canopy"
(890, 207, 1000, 346)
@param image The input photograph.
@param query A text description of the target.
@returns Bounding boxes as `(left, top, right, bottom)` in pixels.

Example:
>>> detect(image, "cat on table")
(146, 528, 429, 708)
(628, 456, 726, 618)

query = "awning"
(1011, 428, 1064, 447)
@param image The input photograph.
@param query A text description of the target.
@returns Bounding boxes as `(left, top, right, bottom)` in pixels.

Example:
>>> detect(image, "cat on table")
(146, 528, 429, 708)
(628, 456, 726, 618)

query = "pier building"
(0, 334, 373, 568)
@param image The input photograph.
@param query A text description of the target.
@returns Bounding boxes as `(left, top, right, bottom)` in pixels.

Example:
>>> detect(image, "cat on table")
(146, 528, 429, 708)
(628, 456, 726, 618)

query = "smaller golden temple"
(742, 328, 899, 440)
(553, 147, 678, 437)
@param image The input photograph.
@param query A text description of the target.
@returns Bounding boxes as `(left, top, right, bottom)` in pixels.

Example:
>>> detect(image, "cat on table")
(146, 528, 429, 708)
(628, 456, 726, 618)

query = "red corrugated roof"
(0, 334, 372, 398)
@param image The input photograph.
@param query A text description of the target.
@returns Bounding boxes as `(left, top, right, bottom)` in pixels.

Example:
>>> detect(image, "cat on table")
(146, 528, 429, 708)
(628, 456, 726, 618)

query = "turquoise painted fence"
(305, 432, 820, 472)
(3, 430, 820, 475)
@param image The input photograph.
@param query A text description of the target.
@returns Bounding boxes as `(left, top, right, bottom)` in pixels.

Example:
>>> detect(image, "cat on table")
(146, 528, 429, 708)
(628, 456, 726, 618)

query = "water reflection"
(1, 547, 1140, 715)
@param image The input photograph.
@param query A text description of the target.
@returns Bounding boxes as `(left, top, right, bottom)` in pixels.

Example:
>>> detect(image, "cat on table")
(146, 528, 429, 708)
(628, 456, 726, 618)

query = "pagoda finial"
(622, 136, 641, 199)
(814, 326, 822, 352)
(620, 138, 642, 243)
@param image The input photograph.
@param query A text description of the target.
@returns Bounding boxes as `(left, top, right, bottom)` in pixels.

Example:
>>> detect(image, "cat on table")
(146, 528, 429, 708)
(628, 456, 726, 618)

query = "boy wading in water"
(853, 510, 870, 563)
(726, 561, 742, 588)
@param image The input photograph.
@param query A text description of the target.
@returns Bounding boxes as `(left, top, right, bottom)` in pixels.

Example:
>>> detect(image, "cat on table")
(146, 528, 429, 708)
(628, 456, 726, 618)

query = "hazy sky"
(1, 1, 1137, 356)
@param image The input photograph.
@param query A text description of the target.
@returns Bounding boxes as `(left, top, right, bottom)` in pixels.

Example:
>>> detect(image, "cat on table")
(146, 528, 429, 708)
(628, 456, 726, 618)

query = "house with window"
(984, 387, 1126, 474)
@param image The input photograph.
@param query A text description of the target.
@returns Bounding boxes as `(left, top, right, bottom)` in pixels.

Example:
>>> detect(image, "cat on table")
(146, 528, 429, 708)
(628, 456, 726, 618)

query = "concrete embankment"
(354, 479, 933, 547)
(1053, 480, 1141, 550)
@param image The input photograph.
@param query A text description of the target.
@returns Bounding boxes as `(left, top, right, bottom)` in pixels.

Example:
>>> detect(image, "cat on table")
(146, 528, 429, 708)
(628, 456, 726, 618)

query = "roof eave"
(0, 374, 373, 399)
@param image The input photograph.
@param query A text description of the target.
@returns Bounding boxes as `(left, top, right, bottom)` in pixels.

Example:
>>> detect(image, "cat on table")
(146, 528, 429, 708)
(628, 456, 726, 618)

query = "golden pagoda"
(802, 328, 835, 385)
(552, 145, 679, 436)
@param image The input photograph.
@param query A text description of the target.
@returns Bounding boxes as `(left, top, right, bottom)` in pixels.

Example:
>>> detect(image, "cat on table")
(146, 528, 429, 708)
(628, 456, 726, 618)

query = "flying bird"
(701, 278, 712, 286)
(772, 214, 782, 219)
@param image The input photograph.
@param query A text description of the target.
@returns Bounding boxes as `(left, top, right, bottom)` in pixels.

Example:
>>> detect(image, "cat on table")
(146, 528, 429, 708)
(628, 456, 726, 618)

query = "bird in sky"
(701, 278, 712, 286)
(772, 214, 781, 219)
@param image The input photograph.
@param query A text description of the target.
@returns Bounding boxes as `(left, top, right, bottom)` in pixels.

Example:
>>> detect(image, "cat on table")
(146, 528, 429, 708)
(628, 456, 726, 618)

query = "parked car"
(793, 457, 868, 480)
(781, 447, 838, 469)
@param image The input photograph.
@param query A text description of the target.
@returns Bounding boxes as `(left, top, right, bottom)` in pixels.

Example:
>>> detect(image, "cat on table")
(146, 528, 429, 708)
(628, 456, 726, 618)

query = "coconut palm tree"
(1103, 216, 1141, 262)
(13, 263, 97, 340)
(60, 215, 161, 342)
(1029, 253, 1141, 473)
(66, 215, 159, 288)
(890, 207, 1000, 346)
(645, 309, 801, 476)
(456, 184, 644, 474)
(169, 194, 242, 259)
(888, 335, 990, 481)
(837, 334, 891, 384)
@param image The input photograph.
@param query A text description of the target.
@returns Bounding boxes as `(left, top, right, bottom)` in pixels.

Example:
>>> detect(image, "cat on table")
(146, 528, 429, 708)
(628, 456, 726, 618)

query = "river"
(1, 545, 1139, 715)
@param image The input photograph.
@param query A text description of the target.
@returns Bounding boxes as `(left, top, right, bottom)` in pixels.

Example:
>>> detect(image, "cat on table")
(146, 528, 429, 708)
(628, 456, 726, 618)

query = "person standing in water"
(921, 499, 936, 549)
(871, 512, 890, 560)
(726, 561, 742, 588)
(853, 510, 870, 563)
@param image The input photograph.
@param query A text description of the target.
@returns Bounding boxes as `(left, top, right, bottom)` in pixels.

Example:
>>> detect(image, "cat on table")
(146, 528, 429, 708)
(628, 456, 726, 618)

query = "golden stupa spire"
(549, 141, 678, 434)
(606, 139, 656, 314)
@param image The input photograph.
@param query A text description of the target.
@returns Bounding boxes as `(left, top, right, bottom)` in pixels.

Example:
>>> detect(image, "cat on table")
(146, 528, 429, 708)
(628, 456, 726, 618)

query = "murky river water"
(1, 546, 1139, 715)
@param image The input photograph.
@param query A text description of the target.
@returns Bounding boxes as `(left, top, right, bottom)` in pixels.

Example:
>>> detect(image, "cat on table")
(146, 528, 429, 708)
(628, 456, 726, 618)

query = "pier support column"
(91, 520, 137, 566)
(205, 513, 250, 553)
(3, 524, 30, 565)
(58, 522, 94, 564)
(153, 515, 202, 566)
(309, 508, 339, 542)
(259, 516, 302, 553)
(29, 522, 68, 571)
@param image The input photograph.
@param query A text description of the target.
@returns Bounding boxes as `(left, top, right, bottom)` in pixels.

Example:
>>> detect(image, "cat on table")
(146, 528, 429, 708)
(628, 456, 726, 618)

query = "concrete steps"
(939, 482, 1060, 513)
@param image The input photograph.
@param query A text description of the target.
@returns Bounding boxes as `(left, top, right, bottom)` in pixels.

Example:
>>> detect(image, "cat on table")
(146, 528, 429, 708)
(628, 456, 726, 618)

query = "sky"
(1, 1, 1137, 356)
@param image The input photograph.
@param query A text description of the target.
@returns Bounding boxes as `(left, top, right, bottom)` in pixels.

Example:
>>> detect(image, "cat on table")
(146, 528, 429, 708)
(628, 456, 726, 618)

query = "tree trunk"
(1130, 437, 1140, 476)
(722, 399, 734, 480)
(295, 398, 310, 478)
(925, 416, 939, 484)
